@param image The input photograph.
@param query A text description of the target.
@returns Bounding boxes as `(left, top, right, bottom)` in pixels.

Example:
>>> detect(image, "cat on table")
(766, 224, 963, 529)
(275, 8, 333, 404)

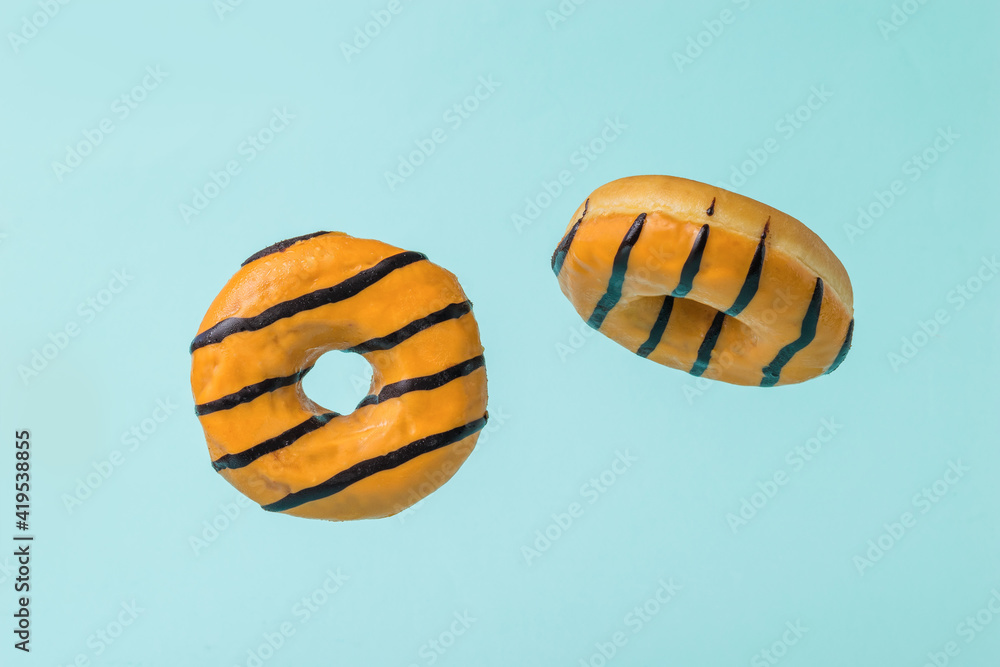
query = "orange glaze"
(190, 232, 488, 521)
(551, 176, 854, 386)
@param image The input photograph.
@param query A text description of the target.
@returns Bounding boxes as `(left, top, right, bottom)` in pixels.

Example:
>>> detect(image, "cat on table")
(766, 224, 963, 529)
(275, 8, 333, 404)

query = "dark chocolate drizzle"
(212, 412, 339, 471)
(195, 366, 314, 416)
(760, 278, 824, 387)
(671, 224, 710, 298)
(824, 318, 854, 375)
(726, 218, 769, 317)
(190, 251, 427, 352)
(260, 414, 489, 512)
(355, 395, 379, 409)
(706, 198, 716, 216)
(636, 295, 675, 358)
(587, 213, 647, 330)
(690, 311, 726, 377)
(359, 355, 486, 407)
(241, 232, 332, 267)
(551, 199, 589, 276)
(346, 301, 472, 354)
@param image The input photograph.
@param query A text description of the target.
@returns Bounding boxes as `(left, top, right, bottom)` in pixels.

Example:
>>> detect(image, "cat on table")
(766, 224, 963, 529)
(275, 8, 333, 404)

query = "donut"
(189, 231, 489, 521)
(551, 175, 854, 386)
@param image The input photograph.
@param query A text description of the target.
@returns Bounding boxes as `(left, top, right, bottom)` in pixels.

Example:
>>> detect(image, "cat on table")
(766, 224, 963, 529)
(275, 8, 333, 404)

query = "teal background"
(2, 1, 999, 665)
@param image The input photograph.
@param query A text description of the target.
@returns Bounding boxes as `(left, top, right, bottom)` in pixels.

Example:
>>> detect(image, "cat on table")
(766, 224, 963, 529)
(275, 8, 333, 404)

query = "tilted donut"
(551, 176, 854, 386)
(189, 232, 489, 521)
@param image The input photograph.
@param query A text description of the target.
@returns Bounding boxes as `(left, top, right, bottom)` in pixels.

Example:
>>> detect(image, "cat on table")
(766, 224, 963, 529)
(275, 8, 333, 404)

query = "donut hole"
(300, 350, 374, 415)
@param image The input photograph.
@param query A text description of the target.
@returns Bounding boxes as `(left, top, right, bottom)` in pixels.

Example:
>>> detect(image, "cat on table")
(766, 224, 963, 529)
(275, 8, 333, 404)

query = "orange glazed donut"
(190, 232, 488, 521)
(551, 176, 854, 386)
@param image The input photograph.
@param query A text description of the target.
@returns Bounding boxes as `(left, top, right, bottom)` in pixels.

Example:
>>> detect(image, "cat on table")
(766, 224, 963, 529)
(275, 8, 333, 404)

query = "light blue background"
(2, 1, 999, 665)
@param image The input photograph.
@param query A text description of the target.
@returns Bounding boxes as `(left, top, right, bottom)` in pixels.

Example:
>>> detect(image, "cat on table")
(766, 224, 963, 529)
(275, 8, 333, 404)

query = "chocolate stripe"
(636, 295, 674, 358)
(212, 412, 339, 471)
(689, 311, 726, 377)
(824, 319, 854, 375)
(261, 415, 489, 513)
(760, 278, 824, 387)
(672, 224, 709, 298)
(706, 197, 716, 216)
(346, 301, 472, 354)
(355, 395, 379, 409)
(551, 199, 589, 276)
(377, 355, 485, 403)
(195, 366, 314, 416)
(726, 219, 768, 317)
(190, 251, 427, 352)
(587, 213, 647, 330)
(241, 232, 332, 267)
